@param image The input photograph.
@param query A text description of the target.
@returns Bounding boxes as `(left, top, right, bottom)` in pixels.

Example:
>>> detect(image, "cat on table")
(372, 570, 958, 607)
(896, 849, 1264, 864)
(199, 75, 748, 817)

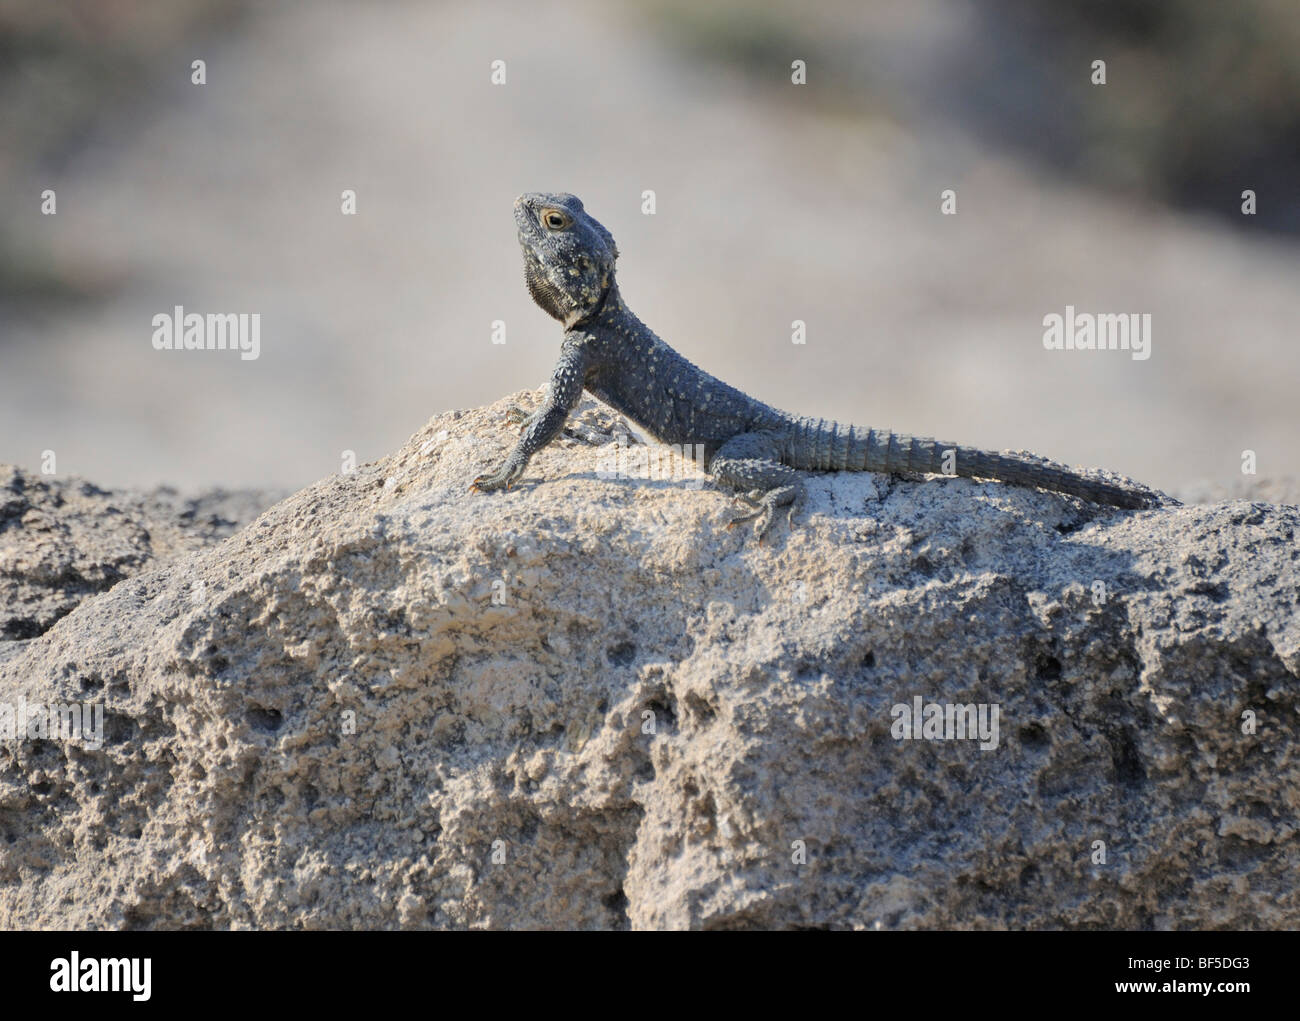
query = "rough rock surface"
(0, 466, 279, 644)
(1, 395, 1297, 930)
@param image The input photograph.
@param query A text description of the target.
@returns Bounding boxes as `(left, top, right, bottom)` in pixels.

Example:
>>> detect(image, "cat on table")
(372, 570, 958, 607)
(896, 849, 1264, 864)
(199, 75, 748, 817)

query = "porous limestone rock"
(1, 396, 1296, 929)
(0, 465, 277, 643)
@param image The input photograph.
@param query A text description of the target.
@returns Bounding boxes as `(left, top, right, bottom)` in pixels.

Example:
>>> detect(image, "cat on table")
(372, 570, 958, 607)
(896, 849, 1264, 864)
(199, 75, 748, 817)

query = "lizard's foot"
(470, 459, 526, 492)
(712, 443, 805, 542)
(726, 483, 803, 542)
(564, 421, 614, 446)
(564, 403, 633, 447)
(726, 491, 764, 529)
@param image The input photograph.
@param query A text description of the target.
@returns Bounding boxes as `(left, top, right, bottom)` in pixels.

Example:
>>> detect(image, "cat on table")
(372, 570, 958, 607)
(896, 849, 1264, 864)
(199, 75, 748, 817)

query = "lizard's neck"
(580, 284, 634, 334)
(566, 285, 650, 354)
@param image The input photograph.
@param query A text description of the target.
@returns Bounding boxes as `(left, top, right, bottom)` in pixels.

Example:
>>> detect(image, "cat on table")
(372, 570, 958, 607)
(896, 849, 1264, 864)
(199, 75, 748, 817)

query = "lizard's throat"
(525, 261, 611, 330)
(525, 262, 568, 321)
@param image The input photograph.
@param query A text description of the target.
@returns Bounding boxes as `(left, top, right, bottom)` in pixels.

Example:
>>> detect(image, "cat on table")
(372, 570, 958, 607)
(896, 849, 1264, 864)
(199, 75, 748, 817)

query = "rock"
(0, 465, 279, 642)
(0, 395, 1297, 929)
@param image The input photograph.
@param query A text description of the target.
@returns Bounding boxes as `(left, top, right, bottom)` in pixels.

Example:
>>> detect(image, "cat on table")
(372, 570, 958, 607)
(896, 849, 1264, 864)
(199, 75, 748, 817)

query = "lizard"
(471, 192, 1168, 537)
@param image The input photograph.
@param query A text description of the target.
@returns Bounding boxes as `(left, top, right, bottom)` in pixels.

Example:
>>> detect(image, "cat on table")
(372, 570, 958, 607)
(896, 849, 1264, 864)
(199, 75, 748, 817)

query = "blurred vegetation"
(0, 0, 247, 302)
(1, 0, 1295, 307)
(646, 0, 1300, 233)
(993, 0, 1300, 231)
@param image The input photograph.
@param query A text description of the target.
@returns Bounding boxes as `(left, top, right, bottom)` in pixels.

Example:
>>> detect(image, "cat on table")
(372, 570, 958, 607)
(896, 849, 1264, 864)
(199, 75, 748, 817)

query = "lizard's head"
(515, 192, 618, 329)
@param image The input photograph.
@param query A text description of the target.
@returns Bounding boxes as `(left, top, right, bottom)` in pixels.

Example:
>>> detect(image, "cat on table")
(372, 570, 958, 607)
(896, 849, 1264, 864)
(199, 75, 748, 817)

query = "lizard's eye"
(542, 210, 570, 230)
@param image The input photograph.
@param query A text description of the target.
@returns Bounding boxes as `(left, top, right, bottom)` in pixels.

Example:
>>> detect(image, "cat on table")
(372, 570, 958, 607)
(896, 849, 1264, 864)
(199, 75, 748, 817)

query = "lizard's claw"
(725, 484, 802, 542)
(726, 496, 763, 533)
(471, 461, 524, 492)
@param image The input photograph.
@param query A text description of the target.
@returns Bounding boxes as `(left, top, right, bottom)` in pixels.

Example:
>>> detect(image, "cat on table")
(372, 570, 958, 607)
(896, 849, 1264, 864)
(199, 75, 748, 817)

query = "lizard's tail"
(784, 419, 1164, 509)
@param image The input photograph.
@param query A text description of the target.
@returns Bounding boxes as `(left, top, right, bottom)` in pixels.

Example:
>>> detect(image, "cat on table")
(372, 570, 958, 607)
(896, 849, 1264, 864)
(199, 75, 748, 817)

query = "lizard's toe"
(472, 470, 509, 492)
(727, 498, 762, 530)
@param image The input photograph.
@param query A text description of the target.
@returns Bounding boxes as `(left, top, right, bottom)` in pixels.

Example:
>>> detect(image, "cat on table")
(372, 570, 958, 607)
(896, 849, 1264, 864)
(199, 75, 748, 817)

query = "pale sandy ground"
(2, 0, 1296, 498)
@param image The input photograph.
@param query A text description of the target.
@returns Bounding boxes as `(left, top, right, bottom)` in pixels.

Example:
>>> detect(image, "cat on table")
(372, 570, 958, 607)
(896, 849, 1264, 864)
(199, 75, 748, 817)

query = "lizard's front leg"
(710, 431, 805, 541)
(471, 340, 590, 492)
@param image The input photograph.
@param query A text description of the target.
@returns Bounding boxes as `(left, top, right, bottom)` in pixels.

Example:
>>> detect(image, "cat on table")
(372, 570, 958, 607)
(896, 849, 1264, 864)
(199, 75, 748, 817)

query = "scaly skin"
(472, 192, 1167, 537)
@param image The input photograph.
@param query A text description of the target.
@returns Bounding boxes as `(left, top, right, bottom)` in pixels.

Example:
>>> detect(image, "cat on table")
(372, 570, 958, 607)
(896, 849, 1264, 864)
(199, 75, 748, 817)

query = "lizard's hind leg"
(711, 433, 805, 541)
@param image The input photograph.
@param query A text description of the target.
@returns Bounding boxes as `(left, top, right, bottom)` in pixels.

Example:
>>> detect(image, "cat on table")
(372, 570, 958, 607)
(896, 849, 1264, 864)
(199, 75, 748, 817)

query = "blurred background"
(1, 0, 1297, 497)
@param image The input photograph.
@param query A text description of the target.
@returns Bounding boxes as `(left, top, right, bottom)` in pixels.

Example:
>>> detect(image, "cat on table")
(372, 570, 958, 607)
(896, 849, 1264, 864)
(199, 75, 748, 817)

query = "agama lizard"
(472, 192, 1166, 537)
